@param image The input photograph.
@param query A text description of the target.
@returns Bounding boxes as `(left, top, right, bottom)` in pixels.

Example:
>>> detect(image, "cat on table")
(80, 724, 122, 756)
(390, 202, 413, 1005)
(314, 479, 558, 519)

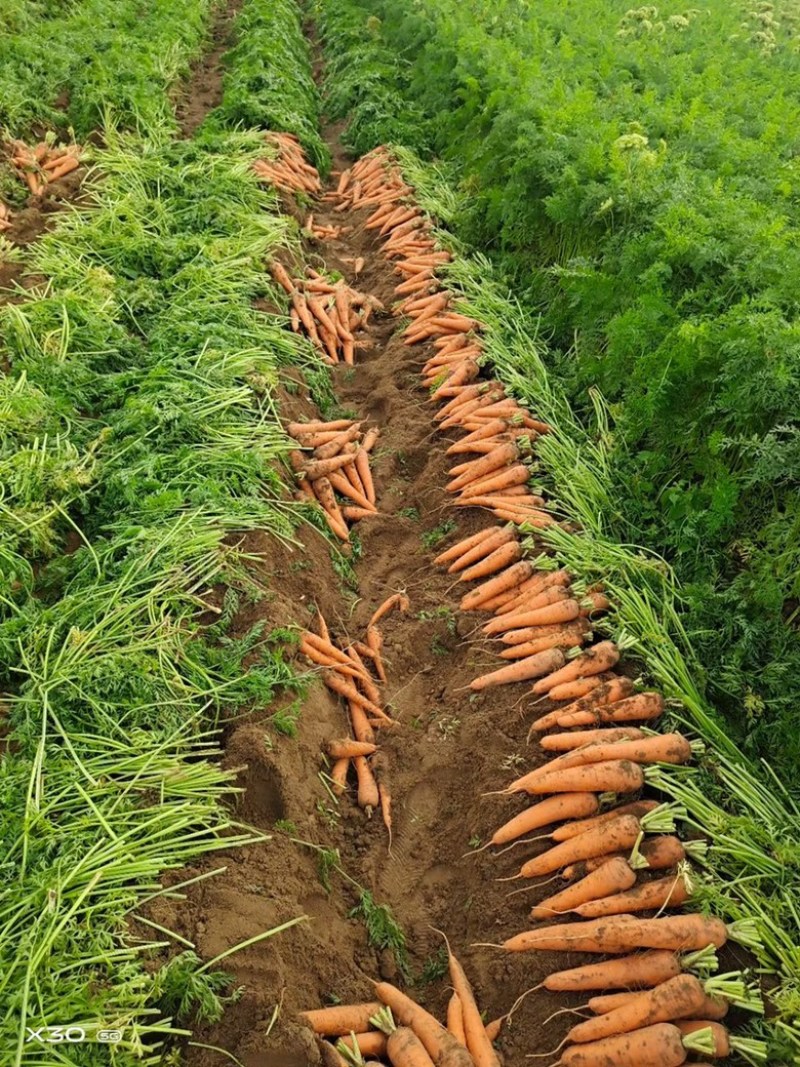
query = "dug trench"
(161, 127, 584, 1067)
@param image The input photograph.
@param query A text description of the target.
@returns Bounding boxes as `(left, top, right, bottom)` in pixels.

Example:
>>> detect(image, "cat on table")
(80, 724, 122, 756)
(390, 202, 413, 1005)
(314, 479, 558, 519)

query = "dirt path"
(171, 126, 578, 1067)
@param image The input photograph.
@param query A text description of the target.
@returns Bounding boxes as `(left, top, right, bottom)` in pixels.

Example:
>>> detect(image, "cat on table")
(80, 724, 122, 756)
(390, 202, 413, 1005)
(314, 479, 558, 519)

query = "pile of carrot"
(327, 146, 764, 1065)
(306, 212, 351, 241)
(270, 262, 382, 366)
(7, 139, 82, 196)
(303, 596, 409, 841)
(299, 941, 504, 1067)
(286, 416, 379, 540)
(253, 131, 322, 195)
(0, 201, 11, 231)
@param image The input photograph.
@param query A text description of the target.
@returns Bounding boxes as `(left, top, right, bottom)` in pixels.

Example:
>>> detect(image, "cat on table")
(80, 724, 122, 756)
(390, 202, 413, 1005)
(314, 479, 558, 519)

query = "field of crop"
(1, 1, 798, 1065)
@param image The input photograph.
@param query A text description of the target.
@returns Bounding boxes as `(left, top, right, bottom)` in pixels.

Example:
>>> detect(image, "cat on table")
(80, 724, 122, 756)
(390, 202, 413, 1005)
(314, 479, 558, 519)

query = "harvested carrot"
(518, 814, 642, 879)
(484, 597, 581, 633)
(366, 625, 386, 682)
(498, 627, 589, 660)
(324, 673, 384, 718)
(446, 994, 466, 1045)
(459, 541, 522, 582)
(300, 1003, 384, 1036)
(470, 647, 565, 692)
(336, 1032, 388, 1058)
(548, 673, 616, 702)
(540, 727, 647, 752)
(354, 756, 380, 810)
(447, 527, 514, 573)
(370, 592, 410, 627)
(575, 870, 692, 918)
(370, 1007, 435, 1067)
(531, 857, 637, 921)
(555, 1022, 701, 1067)
(551, 799, 660, 842)
(675, 1020, 732, 1056)
(504, 758, 645, 796)
(631, 835, 688, 871)
(498, 913, 727, 954)
(373, 983, 474, 1066)
(543, 950, 684, 992)
(328, 739, 378, 759)
(445, 942, 501, 1067)
(330, 758, 350, 796)
(569, 974, 707, 1044)
(460, 560, 533, 611)
(557, 691, 665, 728)
(531, 640, 620, 695)
(482, 793, 599, 850)
(528, 677, 635, 733)
(531, 733, 694, 781)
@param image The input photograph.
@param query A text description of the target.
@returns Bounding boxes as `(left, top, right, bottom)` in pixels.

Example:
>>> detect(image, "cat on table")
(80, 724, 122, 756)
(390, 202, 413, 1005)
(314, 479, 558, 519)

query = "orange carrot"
(557, 691, 665, 728)
(575, 871, 692, 918)
(328, 739, 378, 758)
(569, 974, 707, 1044)
(556, 1022, 695, 1067)
(354, 756, 380, 810)
(543, 951, 684, 992)
(531, 857, 636, 921)
(434, 526, 497, 566)
(349, 699, 376, 745)
(440, 939, 500, 1067)
(460, 463, 530, 498)
(370, 592, 410, 627)
(300, 1004, 384, 1035)
(528, 677, 635, 733)
(355, 448, 376, 505)
(373, 984, 474, 1066)
(447, 527, 514, 573)
(366, 625, 386, 682)
(336, 1032, 387, 1058)
(460, 561, 534, 611)
(324, 672, 384, 717)
(575, 834, 687, 876)
(531, 640, 620, 695)
(448, 442, 521, 491)
(499, 913, 727, 954)
(675, 1020, 731, 1056)
(551, 800, 660, 842)
(446, 994, 466, 1045)
(518, 814, 642, 879)
(330, 758, 350, 795)
(540, 727, 647, 752)
(548, 673, 615, 702)
(531, 733, 694, 781)
(484, 598, 582, 633)
(497, 627, 588, 659)
(314, 477, 350, 540)
(470, 647, 566, 692)
(459, 541, 522, 582)
(505, 759, 644, 796)
(484, 793, 599, 849)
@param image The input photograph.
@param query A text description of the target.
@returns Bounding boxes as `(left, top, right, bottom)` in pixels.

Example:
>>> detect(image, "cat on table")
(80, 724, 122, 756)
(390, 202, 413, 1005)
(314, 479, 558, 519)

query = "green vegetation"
(316, 0, 800, 774)
(1, 0, 327, 1060)
(0, 0, 215, 136)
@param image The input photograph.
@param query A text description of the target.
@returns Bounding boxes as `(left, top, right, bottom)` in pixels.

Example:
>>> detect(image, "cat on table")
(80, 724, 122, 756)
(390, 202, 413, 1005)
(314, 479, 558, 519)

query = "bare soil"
(175, 0, 244, 136)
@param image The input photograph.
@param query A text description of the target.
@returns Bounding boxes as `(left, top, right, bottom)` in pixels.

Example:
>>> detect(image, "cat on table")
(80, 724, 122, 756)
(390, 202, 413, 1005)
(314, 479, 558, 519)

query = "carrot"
(544, 950, 683, 992)
(370, 592, 410, 627)
(373, 984, 474, 1066)
(372, 752, 393, 849)
(675, 1020, 731, 1056)
(551, 800, 660, 842)
(498, 627, 589, 660)
(301, 633, 361, 670)
(324, 673, 384, 717)
(531, 640, 620, 695)
(569, 974, 707, 1044)
(354, 756, 380, 810)
(528, 677, 635, 733)
(302, 452, 359, 481)
(556, 1022, 695, 1067)
(328, 471, 376, 511)
(330, 758, 350, 795)
(541, 727, 647, 752)
(532, 733, 694, 781)
(288, 419, 353, 435)
(314, 477, 350, 540)
(631, 835, 688, 871)
(549, 674, 615, 702)
(355, 448, 376, 505)
(531, 857, 637, 920)
(440, 937, 500, 1067)
(315, 423, 362, 458)
(484, 597, 581, 633)
(505, 759, 645, 796)
(301, 1004, 384, 1036)
(447, 528, 514, 573)
(519, 814, 643, 879)
(460, 463, 530, 498)
(448, 443, 521, 491)
(366, 625, 386, 683)
(483, 793, 599, 850)
(336, 1033, 388, 1058)
(459, 541, 522, 582)
(460, 561, 534, 611)
(557, 691, 665, 728)
(499, 913, 727, 954)
(470, 647, 566, 692)
(493, 570, 573, 617)
(575, 871, 692, 918)
(446, 994, 466, 1045)
(343, 506, 378, 521)
(369, 1010, 436, 1067)
(328, 739, 378, 758)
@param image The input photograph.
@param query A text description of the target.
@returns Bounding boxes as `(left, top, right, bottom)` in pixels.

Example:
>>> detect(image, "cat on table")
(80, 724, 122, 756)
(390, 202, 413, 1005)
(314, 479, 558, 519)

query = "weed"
(153, 951, 238, 1025)
(421, 519, 456, 548)
(316, 846, 342, 893)
(350, 891, 410, 980)
(417, 946, 448, 985)
(397, 506, 420, 520)
(436, 715, 461, 740)
(274, 819, 297, 834)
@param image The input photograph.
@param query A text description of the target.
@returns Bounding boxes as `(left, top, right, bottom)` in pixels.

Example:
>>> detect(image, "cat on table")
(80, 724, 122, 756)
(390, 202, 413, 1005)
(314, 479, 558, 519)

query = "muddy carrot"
(528, 677, 635, 733)
(498, 913, 727, 954)
(328, 739, 378, 758)
(434, 527, 500, 566)
(366, 625, 386, 682)
(354, 756, 380, 810)
(470, 648, 566, 692)
(557, 691, 665, 728)
(459, 541, 523, 582)
(482, 793, 599, 851)
(313, 477, 350, 540)
(460, 561, 534, 611)
(519, 814, 642, 879)
(349, 700, 376, 745)
(549, 674, 615, 702)
(498, 627, 589, 659)
(302, 453, 360, 481)
(446, 993, 466, 1045)
(543, 951, 684, 992)
(330, 758, 350, 795)
(372, 983, 474, 1066)
(555, 1022, 701, 1067)
(355, 447, 376, 504)
(532, 734, 694, 782)
(575, 871, 692, 918)
(531, 857, 637, 921)
(504, 758, 645, 796)
(324, 673, 384, 717)
(551, 800, 660, 842)
(370, 592, 410, 627)
(444, 943, 501, 1067)
(540, 727, 647, 752)
(531, 641, 620, 695)
(336, 1032, 387, 1058)
(300, 1004, 384, 1036)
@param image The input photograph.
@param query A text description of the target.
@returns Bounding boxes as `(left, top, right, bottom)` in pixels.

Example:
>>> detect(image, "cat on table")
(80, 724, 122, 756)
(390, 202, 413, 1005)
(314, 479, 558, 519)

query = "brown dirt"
(164, 129, 590, 1067)
(175, 0, 244, 136)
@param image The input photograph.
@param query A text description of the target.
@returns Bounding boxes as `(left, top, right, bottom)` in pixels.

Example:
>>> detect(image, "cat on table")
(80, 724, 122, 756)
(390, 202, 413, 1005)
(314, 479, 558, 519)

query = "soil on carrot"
(162, 126, 591, 1067)
(175, 0, 244, 136)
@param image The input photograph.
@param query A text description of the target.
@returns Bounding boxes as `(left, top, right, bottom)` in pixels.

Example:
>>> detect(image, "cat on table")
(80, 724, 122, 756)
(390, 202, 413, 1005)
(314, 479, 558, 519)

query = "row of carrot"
(339, 146, 764, 1065)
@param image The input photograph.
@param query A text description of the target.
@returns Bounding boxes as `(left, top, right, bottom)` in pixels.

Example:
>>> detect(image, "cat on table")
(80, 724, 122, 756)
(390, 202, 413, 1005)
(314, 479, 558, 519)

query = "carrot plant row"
(332, 145, 770, 1065)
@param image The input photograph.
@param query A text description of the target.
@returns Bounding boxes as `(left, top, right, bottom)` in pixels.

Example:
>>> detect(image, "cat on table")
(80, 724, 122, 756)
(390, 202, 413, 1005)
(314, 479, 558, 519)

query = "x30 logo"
(25, 1026, 123, 1044)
